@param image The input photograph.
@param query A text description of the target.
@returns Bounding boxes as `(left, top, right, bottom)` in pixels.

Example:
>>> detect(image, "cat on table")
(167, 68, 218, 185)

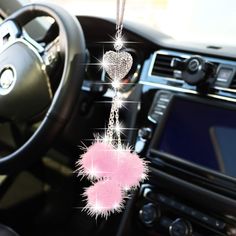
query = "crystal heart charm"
(103, 51, 133, 80)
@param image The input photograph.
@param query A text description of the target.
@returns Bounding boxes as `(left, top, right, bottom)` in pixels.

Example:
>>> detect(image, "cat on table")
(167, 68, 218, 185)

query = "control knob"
(169, 218, 193, 236)
(139, 203, 161, 227)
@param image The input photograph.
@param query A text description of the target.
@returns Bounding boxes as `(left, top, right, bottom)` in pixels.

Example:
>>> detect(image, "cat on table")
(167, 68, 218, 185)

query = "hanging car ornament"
(76, 0, 148, 218)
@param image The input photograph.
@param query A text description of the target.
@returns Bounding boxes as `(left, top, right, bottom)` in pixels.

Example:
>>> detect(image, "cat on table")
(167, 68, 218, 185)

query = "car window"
(33, 0, 236, 47)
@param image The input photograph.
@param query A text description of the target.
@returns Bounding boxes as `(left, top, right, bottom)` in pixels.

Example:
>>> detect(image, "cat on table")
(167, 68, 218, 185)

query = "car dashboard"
(70, 16, 236, 236)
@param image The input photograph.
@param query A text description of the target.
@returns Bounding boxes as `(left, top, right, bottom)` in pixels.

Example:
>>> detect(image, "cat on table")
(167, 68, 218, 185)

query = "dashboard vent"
(149, 50, 236, 101)
(151, 53, 184, 79)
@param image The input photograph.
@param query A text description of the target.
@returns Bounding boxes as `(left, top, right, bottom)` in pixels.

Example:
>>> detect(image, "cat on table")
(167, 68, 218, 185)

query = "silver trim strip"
(140, 80, 197, 95)
(140, 81, 236, 103)
(214, 86, 236, 94)
(207, 94, 236, 103)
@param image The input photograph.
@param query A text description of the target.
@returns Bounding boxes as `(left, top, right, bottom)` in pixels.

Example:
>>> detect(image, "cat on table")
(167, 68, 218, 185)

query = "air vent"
(148, 50, 236, 101)
(151, 53, 184, 79)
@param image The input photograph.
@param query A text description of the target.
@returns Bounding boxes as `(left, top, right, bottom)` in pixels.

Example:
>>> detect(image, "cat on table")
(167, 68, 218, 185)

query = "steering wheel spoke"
(42, 37, 64, 92)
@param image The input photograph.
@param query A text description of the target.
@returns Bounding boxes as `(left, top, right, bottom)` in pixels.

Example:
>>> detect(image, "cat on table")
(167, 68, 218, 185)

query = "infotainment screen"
(155, 95, 236, 177)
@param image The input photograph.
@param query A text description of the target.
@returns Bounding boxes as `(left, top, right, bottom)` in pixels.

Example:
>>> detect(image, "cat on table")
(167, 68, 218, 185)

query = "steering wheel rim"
(0, 3, 86, 174)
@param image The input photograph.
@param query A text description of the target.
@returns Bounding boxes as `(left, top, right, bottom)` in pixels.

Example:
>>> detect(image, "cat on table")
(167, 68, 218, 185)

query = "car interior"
(0, 0, 236, 235)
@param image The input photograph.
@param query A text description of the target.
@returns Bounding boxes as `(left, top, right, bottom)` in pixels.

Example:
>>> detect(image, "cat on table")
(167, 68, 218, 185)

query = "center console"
(118, 50, 236, 236)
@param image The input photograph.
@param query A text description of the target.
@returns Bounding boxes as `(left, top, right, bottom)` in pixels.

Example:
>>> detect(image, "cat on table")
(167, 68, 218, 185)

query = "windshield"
(33, 0, 236, 47)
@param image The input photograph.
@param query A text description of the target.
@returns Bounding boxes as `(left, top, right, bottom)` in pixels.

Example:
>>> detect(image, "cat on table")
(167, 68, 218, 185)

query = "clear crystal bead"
(114, 37, 123, 51)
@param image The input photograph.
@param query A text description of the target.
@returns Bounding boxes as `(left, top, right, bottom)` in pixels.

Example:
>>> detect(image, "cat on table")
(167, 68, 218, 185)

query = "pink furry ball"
(84, 179, 124, 218)
(112, 149, 148, 189)
(77, 141, 119, 180)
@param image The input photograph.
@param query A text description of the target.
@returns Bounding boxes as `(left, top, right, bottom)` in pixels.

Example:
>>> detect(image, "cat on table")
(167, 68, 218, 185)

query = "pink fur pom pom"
(84, 179, 124, 218)
(77, 141, 119, 180)
(112, 148, 148, 190)
(77, 141, 149, 218)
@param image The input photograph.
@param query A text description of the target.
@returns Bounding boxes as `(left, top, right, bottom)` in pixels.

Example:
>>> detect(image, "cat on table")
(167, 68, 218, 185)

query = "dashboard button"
(135, 140, 145, 154)
(215, 66, 235, 87)
(138, 127, 152, 140)
(139, 203, 160, 226)
(215, 220, 226, 230)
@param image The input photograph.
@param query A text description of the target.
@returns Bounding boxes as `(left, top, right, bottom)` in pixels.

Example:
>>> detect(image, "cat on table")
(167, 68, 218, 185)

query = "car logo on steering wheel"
(0, 66, 15, 89)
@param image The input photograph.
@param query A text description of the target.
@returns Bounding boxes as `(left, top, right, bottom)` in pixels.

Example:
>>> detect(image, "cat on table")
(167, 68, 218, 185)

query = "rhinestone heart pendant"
(103, 51, 133, 80)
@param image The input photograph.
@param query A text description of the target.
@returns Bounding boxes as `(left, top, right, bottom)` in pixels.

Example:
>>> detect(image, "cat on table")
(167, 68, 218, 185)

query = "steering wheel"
(0, 3, 86, 174)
